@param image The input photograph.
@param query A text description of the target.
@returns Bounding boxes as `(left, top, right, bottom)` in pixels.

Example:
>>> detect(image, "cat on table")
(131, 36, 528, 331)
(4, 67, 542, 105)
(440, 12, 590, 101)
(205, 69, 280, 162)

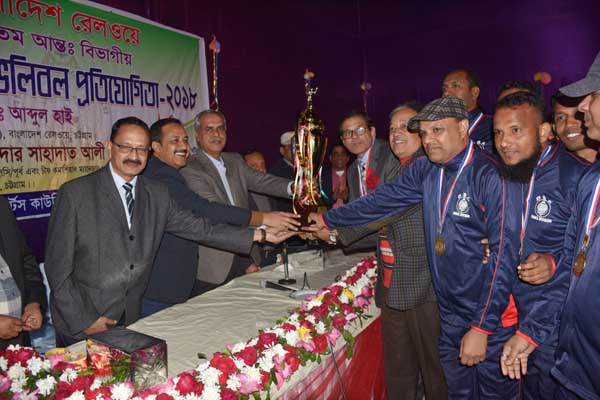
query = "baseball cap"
(560, 51, 600, 97)
(407, 96, 467, 132)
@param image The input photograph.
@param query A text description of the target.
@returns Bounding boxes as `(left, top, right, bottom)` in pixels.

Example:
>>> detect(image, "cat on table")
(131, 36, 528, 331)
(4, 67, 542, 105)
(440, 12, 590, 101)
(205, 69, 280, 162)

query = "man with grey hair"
(182, 110, 296, 294)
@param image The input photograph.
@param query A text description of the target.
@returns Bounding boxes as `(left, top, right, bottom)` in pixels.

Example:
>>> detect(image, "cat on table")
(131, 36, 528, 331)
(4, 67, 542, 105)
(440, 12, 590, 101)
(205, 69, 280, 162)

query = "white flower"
(7, 344, 21, 351)
(306, 298, 322, 309)
(284, 330, 299, 346)
(226, 374, 241, 391)
(305, 314, 316, 324)
(7, 363, 26, 380)
(198, 366, 220, 387)
(241, 365, 261, 382)
(199, 384, 220, 400)
(26, 356, 45, 375)
(232, 356, 246, 370)
(287, 313, 300, 325)
(195, 361, 209, 375)
(339, 293, 350, 303)
(272, 327, 286, 338)
(66, 390, 86, 400)
(315, 321, 326, 334)
(60, 368, 78, 383)
(90, 377, 103, 390)
(111, 382, 134, 400)
(10, 376, 27, 393)
(230, 342, 247, 354)
(36, 376, 57, 396)
(0, 356, 7, 371)
(257, 355, 274, 372)
(246, 337, 258, 347)
(270, 344, 286, 359)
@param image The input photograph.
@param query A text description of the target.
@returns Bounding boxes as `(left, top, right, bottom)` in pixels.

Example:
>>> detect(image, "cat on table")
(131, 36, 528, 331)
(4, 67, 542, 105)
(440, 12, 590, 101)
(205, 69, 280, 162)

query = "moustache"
(123, 159, 143, 166)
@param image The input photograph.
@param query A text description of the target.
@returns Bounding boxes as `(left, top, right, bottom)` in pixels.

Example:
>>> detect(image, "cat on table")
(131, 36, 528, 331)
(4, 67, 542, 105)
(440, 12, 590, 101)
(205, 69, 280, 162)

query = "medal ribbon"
(582, 176, 600, 245)
(437, 141, 475, 234)
(519, 144, 555, 255)
(468, 112, 484, 135)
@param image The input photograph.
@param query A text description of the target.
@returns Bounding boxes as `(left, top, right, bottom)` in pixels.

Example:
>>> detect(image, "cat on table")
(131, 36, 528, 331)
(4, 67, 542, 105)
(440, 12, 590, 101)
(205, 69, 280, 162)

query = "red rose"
(85, 387, 111, 400)
(309, 312, 321, 322)
(210, 354, 237, 385)
(15, 348, 36, 366)
(284, 352, 300, 372)
(257, 332, 278, 350)
(332, 315, 346, 329)
(176, 372, 204, 396)
(299, 319, 314, 330)
(313, 335, 328, 353)
(235, 346, 258, 366)
(365, 167, 380, 190)
(329, 286, 342, 296)
(221, 388, 238, 400)
(281, 323, 296, 331)
(316, 303, 329, 315)
(357, 263, 368, 275)
(71, 375, 94, 392)
(156, 394, 175, 400)
(340, 304, 354, 315)
(260, 370, 270, 387)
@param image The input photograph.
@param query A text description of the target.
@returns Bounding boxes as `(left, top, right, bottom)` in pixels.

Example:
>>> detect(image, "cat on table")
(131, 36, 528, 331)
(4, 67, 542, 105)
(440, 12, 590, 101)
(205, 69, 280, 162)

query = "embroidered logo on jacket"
(531, 195, 553, 223)
(452, 193, 471, 218)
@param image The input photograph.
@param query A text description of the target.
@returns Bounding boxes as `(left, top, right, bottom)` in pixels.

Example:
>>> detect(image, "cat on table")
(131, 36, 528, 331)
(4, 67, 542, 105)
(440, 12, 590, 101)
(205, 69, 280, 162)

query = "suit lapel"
(98, 164, 129, 232)
(197, 151, 230, 203)
(223, 155, 245, 206)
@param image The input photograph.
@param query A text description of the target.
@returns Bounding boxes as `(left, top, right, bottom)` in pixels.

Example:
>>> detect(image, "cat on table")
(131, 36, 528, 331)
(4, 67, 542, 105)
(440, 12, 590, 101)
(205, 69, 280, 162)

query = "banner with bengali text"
(0, 0, 209, 220)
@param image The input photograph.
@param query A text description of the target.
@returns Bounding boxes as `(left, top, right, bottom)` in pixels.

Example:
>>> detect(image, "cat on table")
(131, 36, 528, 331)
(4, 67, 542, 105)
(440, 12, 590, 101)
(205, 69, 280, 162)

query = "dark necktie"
(123, 182, 134, 223)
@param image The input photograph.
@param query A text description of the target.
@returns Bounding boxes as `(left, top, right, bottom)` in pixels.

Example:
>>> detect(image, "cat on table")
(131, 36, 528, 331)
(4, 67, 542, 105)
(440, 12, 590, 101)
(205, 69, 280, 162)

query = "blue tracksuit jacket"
(323, 141, 520, 334)
(552, 159, 600, 400)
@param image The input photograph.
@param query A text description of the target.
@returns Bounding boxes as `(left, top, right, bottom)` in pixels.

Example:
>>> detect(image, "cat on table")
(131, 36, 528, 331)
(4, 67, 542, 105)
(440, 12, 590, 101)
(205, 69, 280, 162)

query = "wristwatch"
(328, 229, 338, 244)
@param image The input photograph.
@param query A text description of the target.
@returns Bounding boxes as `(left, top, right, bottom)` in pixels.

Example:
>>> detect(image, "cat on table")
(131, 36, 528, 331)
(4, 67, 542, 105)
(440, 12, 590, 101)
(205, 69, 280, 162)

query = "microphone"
(260, 280, 296, 292)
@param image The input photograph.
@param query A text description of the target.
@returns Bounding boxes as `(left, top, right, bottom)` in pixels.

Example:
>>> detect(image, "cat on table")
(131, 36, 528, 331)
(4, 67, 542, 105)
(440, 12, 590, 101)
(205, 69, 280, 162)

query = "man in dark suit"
(141, 119, 298, 316)
(45, 117, 294, 345)
(181, 111, 294, 291)
(338, 111, 400, 251)
(0, 197, 46, 349)
(268, 131, 296, 212)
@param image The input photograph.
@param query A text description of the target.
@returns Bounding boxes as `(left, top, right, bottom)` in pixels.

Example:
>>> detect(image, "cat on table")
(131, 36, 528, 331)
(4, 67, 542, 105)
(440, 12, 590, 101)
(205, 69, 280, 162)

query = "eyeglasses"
(341, 126, 368, 140)
(112, 141, 151, 155)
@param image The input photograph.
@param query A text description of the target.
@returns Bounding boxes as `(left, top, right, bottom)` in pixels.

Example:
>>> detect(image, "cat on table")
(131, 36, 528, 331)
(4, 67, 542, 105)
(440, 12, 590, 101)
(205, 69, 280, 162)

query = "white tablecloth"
(126, 249, 377, 378)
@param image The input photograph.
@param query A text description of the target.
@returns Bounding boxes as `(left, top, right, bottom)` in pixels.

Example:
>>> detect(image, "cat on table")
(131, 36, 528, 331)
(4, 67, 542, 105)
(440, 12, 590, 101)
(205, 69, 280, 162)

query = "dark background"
(15, 0, 600, 260)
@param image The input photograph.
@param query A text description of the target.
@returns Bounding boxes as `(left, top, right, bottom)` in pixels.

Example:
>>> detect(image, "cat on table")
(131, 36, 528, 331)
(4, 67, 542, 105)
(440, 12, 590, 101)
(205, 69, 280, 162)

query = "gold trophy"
(292, 70, 328, 226)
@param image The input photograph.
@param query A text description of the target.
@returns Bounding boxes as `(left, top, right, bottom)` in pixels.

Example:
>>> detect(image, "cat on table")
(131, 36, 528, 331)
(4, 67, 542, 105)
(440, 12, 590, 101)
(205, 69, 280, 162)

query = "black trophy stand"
(278, 241, 296, 285)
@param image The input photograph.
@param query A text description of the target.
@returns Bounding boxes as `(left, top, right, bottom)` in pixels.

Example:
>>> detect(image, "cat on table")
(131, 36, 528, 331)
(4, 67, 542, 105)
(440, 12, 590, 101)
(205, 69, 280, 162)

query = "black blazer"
(142, 156, 252, 304)
(0, 196, 46, 347)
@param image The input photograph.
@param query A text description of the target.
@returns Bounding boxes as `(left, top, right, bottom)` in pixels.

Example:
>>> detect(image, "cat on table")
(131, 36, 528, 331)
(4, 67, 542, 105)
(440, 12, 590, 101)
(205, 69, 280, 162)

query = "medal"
(573, 250, 586, 277)
(435, 142, 475, 257)
(435, 236, 446, 256)
(518, 144, 554, 269)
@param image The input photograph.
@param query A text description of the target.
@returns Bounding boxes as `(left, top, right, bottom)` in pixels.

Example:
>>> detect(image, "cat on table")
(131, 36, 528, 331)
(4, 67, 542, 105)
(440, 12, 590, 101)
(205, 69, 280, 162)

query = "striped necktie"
(358, 160, 367, 195)
(123, 182, 134, 223)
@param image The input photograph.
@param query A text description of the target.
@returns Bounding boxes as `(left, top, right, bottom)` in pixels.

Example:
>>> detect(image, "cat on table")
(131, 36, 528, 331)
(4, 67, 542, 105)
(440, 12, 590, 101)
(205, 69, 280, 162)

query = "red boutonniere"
(365, 167, 380, 191)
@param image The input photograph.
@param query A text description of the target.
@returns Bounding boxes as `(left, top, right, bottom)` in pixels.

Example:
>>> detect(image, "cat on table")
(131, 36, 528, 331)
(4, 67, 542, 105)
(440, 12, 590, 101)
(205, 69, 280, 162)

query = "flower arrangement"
(0, 257, 377, 399)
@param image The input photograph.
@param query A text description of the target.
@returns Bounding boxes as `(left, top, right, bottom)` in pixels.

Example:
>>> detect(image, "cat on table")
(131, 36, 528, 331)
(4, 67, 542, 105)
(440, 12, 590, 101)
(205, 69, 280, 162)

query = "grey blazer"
(45, 164, 254, 339)
(181, 151, 290, 283)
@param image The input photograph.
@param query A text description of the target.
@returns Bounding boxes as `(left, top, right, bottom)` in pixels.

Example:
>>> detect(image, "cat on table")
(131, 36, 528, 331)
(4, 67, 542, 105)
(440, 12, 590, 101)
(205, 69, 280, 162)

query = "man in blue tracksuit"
(310, 96, 519, 399)
(493, 92, 591, 399)
(550, 51, 600, 400)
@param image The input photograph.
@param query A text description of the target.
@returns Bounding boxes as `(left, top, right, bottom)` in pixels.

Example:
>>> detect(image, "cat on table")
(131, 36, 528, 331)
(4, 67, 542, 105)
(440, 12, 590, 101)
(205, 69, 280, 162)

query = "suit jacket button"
(130, 264, 134, 270)
(129, 235, 134, 241)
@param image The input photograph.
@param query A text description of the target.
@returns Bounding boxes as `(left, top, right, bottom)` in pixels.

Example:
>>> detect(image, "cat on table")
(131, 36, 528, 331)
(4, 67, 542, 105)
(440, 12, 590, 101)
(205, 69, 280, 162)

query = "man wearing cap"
(443, 68, 495, 154)
(550, 51, 600, 400)
(492, 92, 590, 399)
(309, 96, 519, 398)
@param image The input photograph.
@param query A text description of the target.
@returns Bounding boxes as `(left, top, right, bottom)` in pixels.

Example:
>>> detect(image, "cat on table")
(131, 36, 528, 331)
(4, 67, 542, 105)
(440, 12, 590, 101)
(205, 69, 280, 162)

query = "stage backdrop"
(0, 0, 208, 228)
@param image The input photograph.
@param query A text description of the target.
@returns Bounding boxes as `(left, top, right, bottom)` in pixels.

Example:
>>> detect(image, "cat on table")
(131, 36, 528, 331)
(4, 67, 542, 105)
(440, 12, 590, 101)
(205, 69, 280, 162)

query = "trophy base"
(278, 278, 297, 285)
(295, 204, 327, 227)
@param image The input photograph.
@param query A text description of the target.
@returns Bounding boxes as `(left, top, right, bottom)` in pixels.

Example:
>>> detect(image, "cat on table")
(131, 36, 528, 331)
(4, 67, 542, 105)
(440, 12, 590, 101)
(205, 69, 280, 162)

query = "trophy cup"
(292, 70, 328, 227)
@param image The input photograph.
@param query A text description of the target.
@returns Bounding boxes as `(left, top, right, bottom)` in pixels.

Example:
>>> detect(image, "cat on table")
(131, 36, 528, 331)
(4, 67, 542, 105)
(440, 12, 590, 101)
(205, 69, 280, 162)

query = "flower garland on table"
(0, 257, 378, 399)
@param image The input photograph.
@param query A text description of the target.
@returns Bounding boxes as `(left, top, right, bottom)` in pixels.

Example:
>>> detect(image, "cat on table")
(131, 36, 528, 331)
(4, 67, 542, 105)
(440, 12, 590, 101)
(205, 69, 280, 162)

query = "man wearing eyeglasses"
(45, 117, 295, 346)
(181, 110, 295, 294)
(340, 111, 399, 202)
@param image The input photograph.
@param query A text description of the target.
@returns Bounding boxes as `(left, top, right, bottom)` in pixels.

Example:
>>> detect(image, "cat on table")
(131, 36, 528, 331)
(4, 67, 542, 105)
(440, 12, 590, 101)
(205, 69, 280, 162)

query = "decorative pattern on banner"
(0, 0, 209, 219)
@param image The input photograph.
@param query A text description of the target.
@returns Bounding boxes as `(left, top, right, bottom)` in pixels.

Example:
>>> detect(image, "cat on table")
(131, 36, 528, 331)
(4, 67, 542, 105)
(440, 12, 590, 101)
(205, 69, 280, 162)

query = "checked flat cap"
(407, 96, 468, 132)
(560, 51, 600, 97)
